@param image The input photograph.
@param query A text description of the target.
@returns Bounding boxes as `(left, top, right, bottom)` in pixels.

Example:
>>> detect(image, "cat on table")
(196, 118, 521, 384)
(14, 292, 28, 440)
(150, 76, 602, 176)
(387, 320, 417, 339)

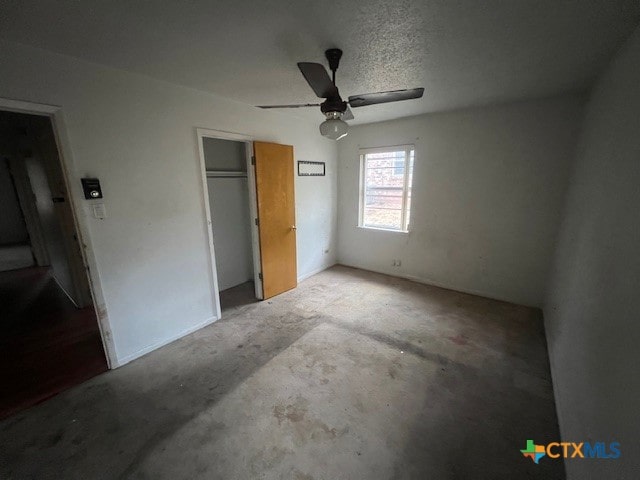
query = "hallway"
(0, 267, 107, 419)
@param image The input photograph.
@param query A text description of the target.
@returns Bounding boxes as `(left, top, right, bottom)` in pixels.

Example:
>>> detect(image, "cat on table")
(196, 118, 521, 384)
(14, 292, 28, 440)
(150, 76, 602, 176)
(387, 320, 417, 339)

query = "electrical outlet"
(392, 259, 402, 267)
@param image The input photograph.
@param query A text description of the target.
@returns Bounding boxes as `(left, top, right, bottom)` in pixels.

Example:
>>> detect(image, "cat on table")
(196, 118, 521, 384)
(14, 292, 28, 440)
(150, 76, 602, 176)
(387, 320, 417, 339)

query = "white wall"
(207, 177, 253, 291)
(0, 245, 33, 271)
(204, 138, 254, 291)
(337, 95, 584, 307)
(544, 26, 640, 479)
(203, 137, 245, 171)
(0, 39, 337, 366)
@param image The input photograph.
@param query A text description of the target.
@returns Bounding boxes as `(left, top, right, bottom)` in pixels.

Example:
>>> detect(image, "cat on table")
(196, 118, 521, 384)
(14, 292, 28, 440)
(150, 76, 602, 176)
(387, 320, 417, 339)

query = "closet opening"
(197, 130, 261, 314)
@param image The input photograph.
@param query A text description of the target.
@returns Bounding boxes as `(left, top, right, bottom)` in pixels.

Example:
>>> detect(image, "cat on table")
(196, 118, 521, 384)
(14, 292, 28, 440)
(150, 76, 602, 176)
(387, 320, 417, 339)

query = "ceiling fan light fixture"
(257, 49, 424, 139)
(319, 111, 348, 140)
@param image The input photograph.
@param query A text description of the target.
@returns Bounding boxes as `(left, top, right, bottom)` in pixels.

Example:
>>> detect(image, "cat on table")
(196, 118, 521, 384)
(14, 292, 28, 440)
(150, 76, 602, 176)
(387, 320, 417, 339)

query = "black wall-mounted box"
(81, 178, 103, 199)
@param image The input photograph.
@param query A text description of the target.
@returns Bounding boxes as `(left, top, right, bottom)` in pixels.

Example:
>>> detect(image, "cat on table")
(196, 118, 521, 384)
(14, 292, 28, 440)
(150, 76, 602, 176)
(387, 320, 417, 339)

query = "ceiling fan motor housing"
(321, 98, 347, 115)
(321, 48, 347, 115)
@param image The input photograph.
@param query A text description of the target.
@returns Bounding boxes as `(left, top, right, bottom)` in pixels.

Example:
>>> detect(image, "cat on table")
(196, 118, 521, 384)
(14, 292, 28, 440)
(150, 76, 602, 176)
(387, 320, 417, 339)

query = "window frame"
(358, 144, 415, 233)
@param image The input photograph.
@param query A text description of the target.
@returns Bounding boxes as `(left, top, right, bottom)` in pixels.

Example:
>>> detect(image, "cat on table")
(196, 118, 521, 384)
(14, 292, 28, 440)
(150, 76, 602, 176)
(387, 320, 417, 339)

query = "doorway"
(0, 110, 107, 419)
(196, 130, 299, 314)
(201, 135, 259, 311)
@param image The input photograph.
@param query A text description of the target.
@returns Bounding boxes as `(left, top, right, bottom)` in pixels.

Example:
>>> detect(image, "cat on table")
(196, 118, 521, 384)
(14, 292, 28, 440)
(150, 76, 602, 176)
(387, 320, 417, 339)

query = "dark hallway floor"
(0, 266, 563, 479)
(0, 267, 108, 419)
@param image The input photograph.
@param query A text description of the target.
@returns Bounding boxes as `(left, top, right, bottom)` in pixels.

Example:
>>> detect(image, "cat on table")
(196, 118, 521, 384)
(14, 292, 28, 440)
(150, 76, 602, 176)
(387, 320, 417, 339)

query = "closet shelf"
(206, 170, 247, 178)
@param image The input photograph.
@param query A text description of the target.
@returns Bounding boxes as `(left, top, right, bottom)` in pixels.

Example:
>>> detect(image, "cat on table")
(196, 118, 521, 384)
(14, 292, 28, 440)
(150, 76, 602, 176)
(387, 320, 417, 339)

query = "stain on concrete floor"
(0, 266, 564, 479)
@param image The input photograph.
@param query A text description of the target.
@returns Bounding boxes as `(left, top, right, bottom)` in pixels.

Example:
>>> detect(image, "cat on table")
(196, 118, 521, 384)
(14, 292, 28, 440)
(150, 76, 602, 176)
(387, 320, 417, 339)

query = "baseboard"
(336, 261, 537, 308)
(114, 262, 333, 368)
(113, 315, 218, 368)
(297, 261, 337, 283)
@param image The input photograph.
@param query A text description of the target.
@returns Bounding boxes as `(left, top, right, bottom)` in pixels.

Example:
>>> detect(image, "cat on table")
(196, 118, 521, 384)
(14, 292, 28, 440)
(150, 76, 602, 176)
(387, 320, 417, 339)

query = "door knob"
(291, 225, 297, 230)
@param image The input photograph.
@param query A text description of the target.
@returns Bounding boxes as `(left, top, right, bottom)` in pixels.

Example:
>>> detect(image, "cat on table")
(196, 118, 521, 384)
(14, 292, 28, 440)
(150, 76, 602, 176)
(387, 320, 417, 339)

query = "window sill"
(357, 225, 409, 234)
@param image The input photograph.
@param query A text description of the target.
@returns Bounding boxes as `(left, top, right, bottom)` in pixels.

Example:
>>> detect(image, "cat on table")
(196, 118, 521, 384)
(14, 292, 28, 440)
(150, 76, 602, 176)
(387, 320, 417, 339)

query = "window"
(359, 145, 414, 232)
(392, 159, 404, 176)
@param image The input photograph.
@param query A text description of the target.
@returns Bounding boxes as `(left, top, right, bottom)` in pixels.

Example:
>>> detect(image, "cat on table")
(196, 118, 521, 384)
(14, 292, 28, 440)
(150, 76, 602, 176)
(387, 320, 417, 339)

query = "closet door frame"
(196, 128, 263, 322)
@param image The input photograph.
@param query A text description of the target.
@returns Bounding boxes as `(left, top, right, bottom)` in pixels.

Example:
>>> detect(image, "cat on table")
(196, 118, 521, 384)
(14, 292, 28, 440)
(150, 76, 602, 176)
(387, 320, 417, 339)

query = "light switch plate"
(92, 203, 107, 219)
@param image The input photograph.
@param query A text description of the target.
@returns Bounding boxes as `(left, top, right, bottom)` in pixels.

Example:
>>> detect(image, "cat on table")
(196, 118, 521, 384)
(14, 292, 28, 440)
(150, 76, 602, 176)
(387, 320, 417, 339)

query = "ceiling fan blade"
(297, 62, 338, 98)
(257, 103, 321, 109)
(342, 106, 354, 121)
(348, 88, 425, 108)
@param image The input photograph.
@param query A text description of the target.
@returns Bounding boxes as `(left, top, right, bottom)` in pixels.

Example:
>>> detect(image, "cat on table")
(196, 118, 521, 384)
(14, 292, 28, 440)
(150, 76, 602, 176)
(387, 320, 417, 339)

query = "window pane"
(363, 207, 402, 230)
(360, 147, 414, 232)
(365, 152, 406, 200)
(366, 151, 405, 163)
(365, 192, 403, 209)
(366, 173, 404, 188)
(366, 158, 401, 169)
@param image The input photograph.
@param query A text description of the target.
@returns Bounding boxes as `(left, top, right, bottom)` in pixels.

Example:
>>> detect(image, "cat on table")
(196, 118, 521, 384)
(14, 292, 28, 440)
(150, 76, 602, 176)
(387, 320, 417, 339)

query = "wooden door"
(253, 141, 297, 299)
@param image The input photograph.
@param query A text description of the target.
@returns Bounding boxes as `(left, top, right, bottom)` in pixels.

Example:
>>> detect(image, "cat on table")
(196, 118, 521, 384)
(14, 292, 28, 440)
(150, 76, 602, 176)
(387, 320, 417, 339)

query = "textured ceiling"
(1, 0, 638, 125)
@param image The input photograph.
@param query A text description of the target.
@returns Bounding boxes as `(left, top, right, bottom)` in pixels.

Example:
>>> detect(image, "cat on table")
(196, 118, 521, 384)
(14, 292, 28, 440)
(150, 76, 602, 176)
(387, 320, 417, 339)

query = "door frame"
(0, 97, 117, 367)
(195, 128, 264, 315)
(5, 155, 50, 267)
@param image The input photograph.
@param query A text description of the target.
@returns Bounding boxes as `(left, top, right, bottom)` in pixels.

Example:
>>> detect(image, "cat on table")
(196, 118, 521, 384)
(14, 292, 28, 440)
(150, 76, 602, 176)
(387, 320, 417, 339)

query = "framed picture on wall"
(297, 161, 325, 176)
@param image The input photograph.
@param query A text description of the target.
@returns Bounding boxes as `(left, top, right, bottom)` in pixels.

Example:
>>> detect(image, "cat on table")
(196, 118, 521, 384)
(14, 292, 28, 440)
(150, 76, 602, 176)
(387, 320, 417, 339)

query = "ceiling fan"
(257, 49, 425, 140)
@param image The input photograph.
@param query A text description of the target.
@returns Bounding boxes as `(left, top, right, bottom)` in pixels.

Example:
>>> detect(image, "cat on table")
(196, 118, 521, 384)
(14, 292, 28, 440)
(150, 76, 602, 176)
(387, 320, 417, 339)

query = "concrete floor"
(0, 266, 564, 479)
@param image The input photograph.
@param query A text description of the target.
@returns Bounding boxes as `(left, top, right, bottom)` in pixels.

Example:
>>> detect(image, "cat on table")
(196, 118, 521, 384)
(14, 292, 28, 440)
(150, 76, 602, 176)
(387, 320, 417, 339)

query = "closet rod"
(206, 170, 247, 178)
